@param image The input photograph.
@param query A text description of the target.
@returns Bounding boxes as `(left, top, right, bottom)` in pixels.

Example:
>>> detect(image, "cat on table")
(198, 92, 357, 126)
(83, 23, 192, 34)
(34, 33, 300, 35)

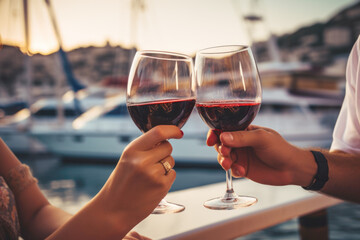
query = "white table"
(134, 179, 342, 239)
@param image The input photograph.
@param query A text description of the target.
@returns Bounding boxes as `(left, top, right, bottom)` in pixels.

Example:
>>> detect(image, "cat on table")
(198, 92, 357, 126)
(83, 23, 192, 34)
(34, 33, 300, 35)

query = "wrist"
(49, 196, 131, 240)
(302, 151, 329, 191)
(290, 149, 317, 187)
(89, 194, 134, 239)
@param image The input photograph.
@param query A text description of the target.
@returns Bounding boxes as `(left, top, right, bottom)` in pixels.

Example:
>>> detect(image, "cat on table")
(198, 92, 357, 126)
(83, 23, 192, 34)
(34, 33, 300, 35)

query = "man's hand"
(207, 125, 315, 187)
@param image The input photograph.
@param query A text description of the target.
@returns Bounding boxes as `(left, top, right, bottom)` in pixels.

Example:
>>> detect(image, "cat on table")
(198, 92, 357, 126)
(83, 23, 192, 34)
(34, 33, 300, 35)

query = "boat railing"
(133, 179, 342, 240)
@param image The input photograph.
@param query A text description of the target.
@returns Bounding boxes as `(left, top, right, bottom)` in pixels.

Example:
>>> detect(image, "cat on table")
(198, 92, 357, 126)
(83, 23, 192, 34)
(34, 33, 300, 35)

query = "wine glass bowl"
(127, 51, 195, 133)
(127, 50, 195, 214)
(195, 45, 262, 210)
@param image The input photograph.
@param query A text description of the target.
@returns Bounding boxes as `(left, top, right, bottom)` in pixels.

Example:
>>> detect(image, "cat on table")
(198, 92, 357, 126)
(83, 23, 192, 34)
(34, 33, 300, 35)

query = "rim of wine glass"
(136, 50, 193, 61)
(196, 45, 250, 55)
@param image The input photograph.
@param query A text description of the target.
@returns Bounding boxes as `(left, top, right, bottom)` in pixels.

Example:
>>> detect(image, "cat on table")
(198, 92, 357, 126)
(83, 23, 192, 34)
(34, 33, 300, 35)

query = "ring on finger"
(159, 160, 172, 175)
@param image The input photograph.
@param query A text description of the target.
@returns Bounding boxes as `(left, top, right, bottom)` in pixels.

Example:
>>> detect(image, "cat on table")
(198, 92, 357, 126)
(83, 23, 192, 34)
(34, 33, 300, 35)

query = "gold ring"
(160, 160, 172, 175)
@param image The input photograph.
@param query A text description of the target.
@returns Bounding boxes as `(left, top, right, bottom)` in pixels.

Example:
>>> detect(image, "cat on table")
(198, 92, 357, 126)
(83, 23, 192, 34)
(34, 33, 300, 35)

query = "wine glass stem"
(225, 169, 235, 195)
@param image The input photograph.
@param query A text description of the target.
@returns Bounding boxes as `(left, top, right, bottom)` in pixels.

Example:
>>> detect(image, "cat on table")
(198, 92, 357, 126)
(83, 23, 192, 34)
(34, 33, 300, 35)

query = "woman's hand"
(93, 125, 183, 235)
(206, 125, 315, 187)
(46, 125, 183, 240)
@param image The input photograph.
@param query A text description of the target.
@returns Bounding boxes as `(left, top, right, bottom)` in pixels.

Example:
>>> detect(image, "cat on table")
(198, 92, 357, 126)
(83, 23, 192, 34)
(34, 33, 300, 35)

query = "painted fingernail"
(180, 130, 184, 137)
(213, 129, 222, 136)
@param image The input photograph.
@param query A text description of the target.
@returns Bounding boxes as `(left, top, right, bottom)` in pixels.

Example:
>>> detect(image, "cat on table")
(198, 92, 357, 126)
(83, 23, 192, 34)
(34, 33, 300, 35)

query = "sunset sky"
(0, 0, 356, 55)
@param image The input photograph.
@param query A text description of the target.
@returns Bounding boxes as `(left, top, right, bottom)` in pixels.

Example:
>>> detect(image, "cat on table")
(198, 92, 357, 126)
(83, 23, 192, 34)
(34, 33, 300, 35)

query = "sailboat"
(0, 0, 47, 153)
(0, 0, 125, 153)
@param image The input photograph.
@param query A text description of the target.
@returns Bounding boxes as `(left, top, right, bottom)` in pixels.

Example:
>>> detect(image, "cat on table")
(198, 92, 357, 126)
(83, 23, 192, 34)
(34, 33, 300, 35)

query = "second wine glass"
(195, 45, 262, 210)
(127, 50, 195, 214)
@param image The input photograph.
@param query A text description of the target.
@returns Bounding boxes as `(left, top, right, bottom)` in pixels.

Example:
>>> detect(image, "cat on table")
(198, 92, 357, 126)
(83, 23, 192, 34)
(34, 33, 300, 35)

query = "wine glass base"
(204, 195, 257, 210)
(152, 200, 185, 214)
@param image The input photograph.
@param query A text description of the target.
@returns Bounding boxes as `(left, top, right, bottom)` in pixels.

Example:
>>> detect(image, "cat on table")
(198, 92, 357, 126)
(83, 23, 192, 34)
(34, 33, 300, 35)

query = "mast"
(44, 0, 84, 116)
(242, 0, 281, 63)
(23, 0, 33, 126)
(129, 0, 145, 64)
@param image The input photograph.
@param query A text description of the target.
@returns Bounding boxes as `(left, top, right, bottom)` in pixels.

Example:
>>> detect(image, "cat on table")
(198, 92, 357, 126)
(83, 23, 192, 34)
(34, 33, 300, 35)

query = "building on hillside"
(254, 1, 360, 91)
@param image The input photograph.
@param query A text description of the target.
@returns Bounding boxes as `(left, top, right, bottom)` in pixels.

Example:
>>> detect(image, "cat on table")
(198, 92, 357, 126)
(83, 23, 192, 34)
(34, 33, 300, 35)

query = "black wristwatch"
(302, 151, 329, 191)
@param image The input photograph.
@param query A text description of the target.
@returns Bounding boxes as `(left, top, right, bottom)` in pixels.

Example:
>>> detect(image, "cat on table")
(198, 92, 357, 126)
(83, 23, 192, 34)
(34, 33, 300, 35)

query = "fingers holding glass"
(127, 51, 194, 214)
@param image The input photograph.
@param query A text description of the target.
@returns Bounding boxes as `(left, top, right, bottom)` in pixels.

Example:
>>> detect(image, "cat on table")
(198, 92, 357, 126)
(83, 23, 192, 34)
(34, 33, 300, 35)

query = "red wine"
(127, 98, 195, 132)
(196, 101, 260, 131)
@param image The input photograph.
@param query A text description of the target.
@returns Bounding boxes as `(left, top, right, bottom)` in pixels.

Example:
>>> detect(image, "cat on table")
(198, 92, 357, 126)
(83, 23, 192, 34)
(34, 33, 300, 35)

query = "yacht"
(0, 99, 43, 153)
(29, 88, 342, 165)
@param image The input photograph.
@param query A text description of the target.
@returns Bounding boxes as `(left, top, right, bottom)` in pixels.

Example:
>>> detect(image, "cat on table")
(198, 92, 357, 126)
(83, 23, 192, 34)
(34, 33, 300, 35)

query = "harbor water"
(19, 152, 360, 240)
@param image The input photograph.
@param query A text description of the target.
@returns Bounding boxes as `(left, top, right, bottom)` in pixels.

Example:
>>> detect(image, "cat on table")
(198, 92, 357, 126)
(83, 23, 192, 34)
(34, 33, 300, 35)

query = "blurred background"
(1, 0, 360, 239)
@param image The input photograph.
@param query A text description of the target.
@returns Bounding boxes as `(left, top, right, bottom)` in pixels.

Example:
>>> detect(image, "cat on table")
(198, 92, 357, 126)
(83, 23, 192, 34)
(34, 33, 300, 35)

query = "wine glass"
(126, 50, 195, 214)
(195, 45, 262, 210)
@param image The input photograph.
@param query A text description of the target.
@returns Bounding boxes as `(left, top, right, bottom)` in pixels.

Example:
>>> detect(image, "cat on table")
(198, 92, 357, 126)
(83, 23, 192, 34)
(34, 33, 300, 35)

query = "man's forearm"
(291, 149, 360, 203)
(320, 151, 360, 203)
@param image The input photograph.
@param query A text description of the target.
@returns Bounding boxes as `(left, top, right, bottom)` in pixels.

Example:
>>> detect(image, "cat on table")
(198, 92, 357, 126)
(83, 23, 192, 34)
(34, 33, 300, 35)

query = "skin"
(206, 125, 360, 203)
(0, 125, 183, 240)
